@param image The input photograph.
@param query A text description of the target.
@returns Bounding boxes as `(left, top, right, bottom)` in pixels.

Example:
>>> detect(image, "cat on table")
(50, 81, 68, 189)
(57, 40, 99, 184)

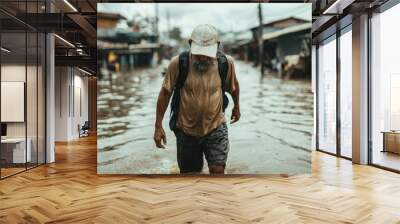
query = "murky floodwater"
(97, 60, 313, 174)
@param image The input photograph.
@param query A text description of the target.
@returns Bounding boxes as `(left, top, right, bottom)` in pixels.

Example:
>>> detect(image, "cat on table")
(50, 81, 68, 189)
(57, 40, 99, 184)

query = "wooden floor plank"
(0, 135, 400, 223)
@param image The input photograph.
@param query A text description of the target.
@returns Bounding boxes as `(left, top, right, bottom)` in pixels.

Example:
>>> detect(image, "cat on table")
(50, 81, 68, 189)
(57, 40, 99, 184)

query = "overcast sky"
(98, 3, 311, 37)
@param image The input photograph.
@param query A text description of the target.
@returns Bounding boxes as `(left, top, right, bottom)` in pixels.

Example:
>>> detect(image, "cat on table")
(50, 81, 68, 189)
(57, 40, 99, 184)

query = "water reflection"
(97, 60, 313, 174)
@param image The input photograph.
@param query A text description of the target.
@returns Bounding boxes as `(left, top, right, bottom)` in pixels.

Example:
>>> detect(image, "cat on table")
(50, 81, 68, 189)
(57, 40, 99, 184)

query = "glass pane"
(340, 29, 352, 158)
(318, 37, 337, 154)
(26, 0, 39, 169)
(0, 0, 46, 178)
(27, 31, 38, 169)
(371, 5, 400, 171)
(1, 31, 27, 177)
(38, 32, 45, 165)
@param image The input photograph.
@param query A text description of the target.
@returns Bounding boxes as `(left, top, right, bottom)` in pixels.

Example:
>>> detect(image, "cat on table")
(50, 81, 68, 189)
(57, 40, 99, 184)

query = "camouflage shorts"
(174, 122, 229, 173)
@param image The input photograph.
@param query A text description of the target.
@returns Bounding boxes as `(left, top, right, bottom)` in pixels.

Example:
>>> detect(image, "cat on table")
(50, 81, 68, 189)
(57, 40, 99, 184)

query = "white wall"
(55, 66, 69, 141)
(55, 66, 89, 141)
(76, 71, 89, 138)
(1, 65, 29, 138)
(1, 65, 26, 131)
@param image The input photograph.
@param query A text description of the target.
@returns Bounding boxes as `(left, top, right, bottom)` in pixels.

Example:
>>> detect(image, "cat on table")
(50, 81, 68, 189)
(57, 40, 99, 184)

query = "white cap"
(190, 24, 219, 58)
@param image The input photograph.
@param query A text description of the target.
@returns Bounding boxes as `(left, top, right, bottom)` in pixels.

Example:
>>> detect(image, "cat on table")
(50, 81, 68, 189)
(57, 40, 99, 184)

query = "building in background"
(224, 17, 311, 79)
(97, 11, 160, 74)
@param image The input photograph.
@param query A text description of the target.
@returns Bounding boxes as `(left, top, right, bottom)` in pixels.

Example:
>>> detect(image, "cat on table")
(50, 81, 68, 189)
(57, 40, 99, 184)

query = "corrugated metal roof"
(262, 23, 311, 41)
(249, 17, 310, 31)
(98, 12, 127, 20)
(97, 40, 160, 50)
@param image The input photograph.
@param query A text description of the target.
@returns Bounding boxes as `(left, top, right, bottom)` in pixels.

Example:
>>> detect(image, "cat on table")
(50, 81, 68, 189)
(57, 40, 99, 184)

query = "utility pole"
(155, 4, 159, 39)
(258, 3, 264, 76)
(155, 4, 160, 64)
(166, 9, 171, 41)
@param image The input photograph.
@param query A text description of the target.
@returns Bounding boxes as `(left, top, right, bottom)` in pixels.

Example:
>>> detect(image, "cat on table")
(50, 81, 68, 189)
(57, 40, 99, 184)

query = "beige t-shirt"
(162, 53, 237, 137)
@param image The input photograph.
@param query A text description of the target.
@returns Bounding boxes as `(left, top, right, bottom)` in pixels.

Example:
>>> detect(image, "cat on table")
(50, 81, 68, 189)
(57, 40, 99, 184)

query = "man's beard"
(192, 60, 211, 74)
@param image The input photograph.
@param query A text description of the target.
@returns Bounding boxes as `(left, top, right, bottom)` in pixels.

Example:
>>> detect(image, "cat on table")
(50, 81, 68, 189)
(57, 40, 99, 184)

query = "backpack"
(169, 51, 229, 132)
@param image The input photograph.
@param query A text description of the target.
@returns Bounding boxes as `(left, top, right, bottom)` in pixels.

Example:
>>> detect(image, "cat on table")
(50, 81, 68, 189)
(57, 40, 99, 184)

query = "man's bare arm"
(231, 78, 240, 107)
(155, 87, 172, 127)
(230, 78, 240, 123)
(154, 87, 172, 148)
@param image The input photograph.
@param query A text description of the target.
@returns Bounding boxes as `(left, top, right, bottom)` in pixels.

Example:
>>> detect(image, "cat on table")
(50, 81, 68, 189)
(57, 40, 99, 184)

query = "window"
(370, 3, 400, 171)
(339, 27, 352, 158)
(317, 35, 337, 154)
(0, 1, 46, 179)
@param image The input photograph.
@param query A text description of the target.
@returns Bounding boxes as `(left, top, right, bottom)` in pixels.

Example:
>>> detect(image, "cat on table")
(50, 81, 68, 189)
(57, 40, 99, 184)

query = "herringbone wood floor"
(1, 135, 400, 224)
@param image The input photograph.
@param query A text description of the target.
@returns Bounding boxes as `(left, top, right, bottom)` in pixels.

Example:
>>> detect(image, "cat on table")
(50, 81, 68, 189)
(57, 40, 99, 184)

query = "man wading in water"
(154, 24, 240, 174)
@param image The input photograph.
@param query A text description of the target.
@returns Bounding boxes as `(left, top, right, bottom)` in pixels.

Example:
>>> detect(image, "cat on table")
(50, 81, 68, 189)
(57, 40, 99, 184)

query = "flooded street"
(97, 60, 313, 174)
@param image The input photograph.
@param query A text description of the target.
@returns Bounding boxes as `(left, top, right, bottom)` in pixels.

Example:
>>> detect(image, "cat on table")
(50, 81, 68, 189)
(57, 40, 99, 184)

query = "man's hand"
(154, 87, 172, 149)
(154, 126, 167, 148)
(230, 106, 241, 124)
